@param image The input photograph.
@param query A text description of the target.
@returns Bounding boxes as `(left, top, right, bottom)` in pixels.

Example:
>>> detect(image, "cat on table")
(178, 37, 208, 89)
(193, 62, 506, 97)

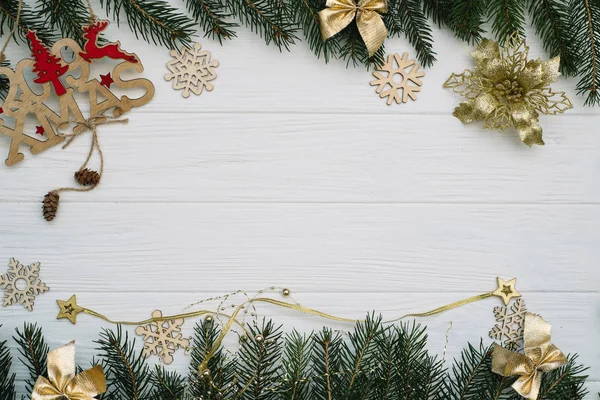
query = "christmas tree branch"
(150, 365, 187, 399)
(13, 323, 49, 394)
(100, 0, 196, 49)
(0, 0, 55, 44)
(391, 0, 437, 67)
(488, 0, 526, 44)
(570, 0, 600, 106)
(448, 0, 487, 44)
(185, 0, 238, 43)
(35, 0, 92, 45)
(0, 326, 16, 400)
(288, 0, 338, 63)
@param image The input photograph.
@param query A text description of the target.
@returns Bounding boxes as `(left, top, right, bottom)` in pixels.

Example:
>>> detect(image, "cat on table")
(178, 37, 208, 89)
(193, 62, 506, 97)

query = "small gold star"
(57, 295, 84, 324)
(492, 277, 520, 305)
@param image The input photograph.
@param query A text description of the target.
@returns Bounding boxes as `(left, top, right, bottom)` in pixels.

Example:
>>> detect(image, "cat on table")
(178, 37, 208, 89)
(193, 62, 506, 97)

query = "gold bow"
(492, 313, 568, 399)
(319, 0, 388, 56)
(32, 341, 106, 400)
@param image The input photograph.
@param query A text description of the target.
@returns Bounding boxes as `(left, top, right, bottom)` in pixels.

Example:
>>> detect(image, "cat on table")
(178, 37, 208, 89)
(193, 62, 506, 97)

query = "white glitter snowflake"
(135, 309, 190, 365)
(489, 298, 527, 346)
(0, 258, 49, 311)
(165, 43, 219, 98)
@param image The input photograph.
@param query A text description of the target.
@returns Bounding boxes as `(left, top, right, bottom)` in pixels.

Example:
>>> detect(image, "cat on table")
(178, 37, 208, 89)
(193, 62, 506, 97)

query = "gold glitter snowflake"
(489, 298, 527, 347)
(0, 258, 49, 311)
(370, 53, 425, 105)
(135, 309, 190, 365)
(444, 33, 573, 146)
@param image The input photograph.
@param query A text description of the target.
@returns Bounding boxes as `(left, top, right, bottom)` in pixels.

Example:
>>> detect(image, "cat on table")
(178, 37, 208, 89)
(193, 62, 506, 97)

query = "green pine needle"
(288, 0, 338, 63)
(570, 0, 600, 106)
(281, 331, 312, 400)
(96, 327, 154, 400)
(390, 0, 437, 67)
(527, 0, 578, 76)
(488, 0, 526, 44)
(226, 0, 298, 51)
(150, 365, 187, 399)
(185, 0, 238, 43)
(0, 0, 55, 44)
(448, 0, 487, 44)
(13, 323, 49, 394)
(100, 0, 196, 49)
(0, 326, 15, 400)
(35, 0, 91, 45)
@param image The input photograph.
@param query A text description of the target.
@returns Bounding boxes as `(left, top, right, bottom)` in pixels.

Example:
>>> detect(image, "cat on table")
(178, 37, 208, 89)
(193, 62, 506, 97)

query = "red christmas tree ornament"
(79, 20, 138, 64)
(26, 31, 68, 96)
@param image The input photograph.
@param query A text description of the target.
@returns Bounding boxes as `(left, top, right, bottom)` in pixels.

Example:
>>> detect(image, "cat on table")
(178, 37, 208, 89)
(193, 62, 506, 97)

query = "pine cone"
(74, 168, 100, 186)
(42, 191, 60, 221)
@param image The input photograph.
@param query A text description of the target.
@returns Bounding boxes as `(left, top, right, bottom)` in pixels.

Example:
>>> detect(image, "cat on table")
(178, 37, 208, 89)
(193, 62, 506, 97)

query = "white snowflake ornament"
(0, 258, 49, 311)
(135, 309, 190, 365)
(165, 43, 219, 98)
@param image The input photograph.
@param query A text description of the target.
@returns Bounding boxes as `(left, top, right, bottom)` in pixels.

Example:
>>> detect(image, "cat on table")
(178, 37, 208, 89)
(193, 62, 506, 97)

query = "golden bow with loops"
(492, 313, 568, 400)
(319, 0, 388, 57)
(31, 341, 106, 400)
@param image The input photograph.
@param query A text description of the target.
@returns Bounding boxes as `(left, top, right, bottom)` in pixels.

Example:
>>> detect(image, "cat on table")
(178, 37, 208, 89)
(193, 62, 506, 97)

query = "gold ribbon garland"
(319, 0, 388, 57)
(31, 341, 106, 400)
(492, 313, 568, 400)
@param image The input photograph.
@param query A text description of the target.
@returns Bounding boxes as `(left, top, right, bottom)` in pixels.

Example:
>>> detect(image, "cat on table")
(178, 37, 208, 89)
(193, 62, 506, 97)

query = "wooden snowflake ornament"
(165, 43, 219, 98)
(135, 309, 190, 365)
(489, 298, 527, 346)
(370, 53, 425, 105)
(0, 258, 49, 311)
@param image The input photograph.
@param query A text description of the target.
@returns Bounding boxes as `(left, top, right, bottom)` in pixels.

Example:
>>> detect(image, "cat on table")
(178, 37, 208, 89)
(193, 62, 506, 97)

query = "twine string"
(0, 0, 24, 63)
(53, 116, 128, 194)
(84, 0, 98, 23)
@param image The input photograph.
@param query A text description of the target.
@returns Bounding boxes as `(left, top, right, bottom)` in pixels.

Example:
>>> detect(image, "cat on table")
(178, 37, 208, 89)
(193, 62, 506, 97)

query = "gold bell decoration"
(492, 313, 568, 399)
(444, 32, 573, 147)
(319, 0, 388, 57)
(31, 341, 106, 400)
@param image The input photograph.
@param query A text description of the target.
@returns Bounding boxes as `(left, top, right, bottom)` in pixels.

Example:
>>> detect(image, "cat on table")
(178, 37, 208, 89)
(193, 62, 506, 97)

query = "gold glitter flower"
(444, 33, 573, 146)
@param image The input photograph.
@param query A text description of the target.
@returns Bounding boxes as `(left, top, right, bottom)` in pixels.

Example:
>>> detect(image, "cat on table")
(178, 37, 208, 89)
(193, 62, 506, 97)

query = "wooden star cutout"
(492, 277, 520, 305)
(57, 295, 84, 324)
(100, 72, 114, 88)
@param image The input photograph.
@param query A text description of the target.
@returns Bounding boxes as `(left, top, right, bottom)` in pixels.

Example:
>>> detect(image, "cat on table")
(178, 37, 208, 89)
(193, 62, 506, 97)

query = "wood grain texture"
(0, 13, 598, 398)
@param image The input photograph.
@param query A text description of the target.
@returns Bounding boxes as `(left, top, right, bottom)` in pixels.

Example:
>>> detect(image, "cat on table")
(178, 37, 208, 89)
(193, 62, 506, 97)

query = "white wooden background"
(0, 12, 599, 398)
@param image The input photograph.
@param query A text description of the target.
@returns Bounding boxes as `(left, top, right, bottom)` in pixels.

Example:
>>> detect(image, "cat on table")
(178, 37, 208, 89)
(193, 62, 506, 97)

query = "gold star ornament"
(492, 277, 520, 305)
(57, 295, 84, 324)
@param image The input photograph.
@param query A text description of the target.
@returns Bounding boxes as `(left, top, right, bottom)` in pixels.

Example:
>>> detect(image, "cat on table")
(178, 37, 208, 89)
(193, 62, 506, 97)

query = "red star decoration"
(35, 126, 45, 136)
(0, 107, 3, 114)
(100, 73, 114, 88)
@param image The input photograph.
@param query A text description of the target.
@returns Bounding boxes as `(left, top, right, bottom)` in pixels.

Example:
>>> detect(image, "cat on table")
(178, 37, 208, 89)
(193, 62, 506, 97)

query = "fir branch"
(236, 318, 283, 400)
(0, 0, 55, 44)
(96, 327, 154, 400)
(527, 0, 578, 76)
(34, 0, 91, 45)
(288, 0, 338, 63)
(537, 355, 589, 400)
(444, 342, 498, 399)
(488, 0, 526, 44)
(13, 323, 49, 394)
(0, 326, 15, 400)
(226, 0, 298, 50)
(337, 314, 383, 398)
(150, 365, 187, 399)
(448, 0, 487, 44)
(390, 0, 437, 67)
(570, 0, 600, 106)
(188, 318, 237, 399)
(337, 21, 385, 68)
(311, 327, 344, 400)
(422, 0, 452, 26)
(185, 0, 238, 43)
(281, 331, 312, 400)
(100, 0, 196, 49)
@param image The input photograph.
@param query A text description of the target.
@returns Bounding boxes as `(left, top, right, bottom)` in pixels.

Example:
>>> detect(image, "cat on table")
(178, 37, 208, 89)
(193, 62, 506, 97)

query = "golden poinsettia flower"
(444, 33, 573, 146)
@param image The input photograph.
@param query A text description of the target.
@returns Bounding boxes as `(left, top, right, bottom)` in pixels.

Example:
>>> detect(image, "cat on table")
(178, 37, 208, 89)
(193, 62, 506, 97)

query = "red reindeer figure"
(79, 20, 138, 63)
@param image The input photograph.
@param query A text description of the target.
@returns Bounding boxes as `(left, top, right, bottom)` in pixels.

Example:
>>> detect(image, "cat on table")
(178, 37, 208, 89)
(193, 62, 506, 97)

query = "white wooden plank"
(1, 292, 597, 397)
(0, 203, 597, 293)
(2, 114, 599, 204)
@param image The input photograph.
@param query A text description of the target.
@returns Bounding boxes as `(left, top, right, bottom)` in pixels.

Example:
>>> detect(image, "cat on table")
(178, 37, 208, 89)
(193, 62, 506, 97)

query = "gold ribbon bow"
(492, 313, 568, 399)
(319, 0, 388, 56)
(32, 341, 106, 400)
